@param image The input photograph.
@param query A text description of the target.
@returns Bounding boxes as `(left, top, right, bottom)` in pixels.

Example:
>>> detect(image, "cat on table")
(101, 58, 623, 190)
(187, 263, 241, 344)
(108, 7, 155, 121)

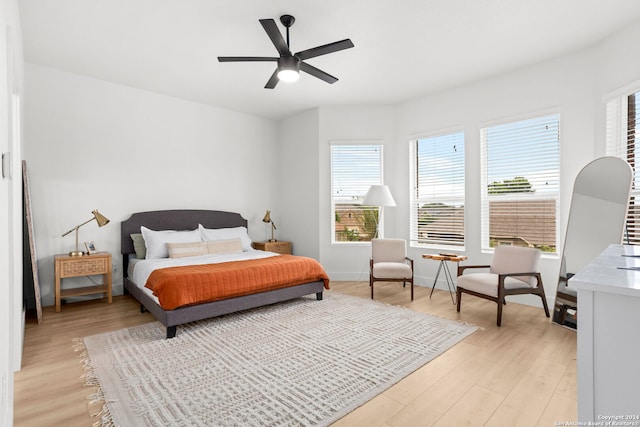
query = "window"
(410, 132, 465, 247)
(480, 114, 559, 252)
(606, 90, 639, 244)
(331, 144, 383, 243)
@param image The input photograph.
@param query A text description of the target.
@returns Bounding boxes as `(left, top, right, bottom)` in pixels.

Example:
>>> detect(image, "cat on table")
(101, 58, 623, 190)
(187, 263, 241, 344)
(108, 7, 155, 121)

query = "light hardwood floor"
(14, 282, 577, 426)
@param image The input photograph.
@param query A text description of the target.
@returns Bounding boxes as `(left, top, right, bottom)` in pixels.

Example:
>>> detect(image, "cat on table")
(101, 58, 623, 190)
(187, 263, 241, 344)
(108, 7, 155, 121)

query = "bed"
(121, 209, 329, 338)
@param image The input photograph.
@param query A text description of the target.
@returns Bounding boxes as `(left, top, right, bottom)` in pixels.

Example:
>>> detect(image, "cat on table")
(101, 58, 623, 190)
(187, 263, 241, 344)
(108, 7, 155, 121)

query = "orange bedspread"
(145, 255, 330, 310)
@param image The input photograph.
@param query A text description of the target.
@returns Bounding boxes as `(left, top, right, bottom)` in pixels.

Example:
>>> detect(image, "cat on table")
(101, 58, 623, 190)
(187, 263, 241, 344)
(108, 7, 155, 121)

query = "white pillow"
(141, 226, 201, 259)
(199, 224, 252, 251)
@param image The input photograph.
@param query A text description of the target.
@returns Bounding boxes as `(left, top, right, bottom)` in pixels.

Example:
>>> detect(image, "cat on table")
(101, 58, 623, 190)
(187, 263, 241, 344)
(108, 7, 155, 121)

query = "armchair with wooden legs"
(369, 238, 414, 301)
(456, 245, 550, 326)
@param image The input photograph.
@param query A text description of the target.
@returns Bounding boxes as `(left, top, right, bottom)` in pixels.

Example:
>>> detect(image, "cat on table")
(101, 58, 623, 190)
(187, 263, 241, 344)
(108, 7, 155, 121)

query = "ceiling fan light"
(277, 68, 300, 82)
(277, 56, 300, 83)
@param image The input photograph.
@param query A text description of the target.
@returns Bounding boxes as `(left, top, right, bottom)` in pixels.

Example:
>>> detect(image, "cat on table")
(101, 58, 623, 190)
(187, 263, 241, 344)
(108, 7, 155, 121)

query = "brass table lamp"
(62, 209, 110, 256)
(262, 210, 277, 242)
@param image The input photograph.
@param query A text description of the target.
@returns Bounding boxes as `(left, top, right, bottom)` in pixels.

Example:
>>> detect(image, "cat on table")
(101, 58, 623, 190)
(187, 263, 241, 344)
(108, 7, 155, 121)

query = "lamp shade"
(262, 210, 271, 223)
(93, 209, 110, 227)
(362, 185, 396, 207)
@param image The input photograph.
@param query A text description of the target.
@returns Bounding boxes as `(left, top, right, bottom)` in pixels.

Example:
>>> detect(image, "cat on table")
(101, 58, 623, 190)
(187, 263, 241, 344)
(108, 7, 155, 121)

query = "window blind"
(331, 144, 382, 243)
(410, 132, 465, 247)
(480, 114, 559, 252)
(606, 91, 639, 244)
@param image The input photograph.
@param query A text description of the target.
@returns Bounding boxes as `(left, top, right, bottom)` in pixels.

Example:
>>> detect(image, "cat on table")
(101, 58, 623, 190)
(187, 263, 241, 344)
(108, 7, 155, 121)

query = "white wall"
(596, 20, 640, 97)
(277, 109, 320, 259)
(0, 0, 23, 424)
(23, 64, 279, 306)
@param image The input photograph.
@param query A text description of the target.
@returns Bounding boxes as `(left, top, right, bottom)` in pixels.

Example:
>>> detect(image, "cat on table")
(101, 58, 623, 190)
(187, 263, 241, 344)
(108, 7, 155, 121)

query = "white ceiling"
(19, 0, 640, 120)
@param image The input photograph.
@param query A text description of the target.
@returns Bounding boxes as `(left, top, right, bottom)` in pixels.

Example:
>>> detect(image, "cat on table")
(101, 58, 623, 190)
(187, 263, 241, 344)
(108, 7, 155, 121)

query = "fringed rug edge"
(73, 337, 116, 427)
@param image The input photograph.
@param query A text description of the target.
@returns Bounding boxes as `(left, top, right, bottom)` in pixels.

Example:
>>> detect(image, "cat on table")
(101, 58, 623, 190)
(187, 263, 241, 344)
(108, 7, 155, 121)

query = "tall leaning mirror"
(553, 156, 633, 329)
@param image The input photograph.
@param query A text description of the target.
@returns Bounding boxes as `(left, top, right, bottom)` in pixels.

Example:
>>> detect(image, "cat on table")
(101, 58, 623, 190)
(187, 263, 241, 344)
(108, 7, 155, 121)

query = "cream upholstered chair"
(370, 238, 414, 300)
(456, 245, 550, 326)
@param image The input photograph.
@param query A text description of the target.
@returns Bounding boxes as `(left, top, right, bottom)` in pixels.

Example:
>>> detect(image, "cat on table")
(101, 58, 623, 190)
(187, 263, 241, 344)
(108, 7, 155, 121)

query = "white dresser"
(570, 244, 640, 422)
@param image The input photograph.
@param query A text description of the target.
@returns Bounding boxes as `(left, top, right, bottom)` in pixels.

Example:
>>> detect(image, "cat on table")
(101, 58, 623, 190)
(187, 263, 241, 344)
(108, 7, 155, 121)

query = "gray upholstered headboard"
(120, 209, 248, 273)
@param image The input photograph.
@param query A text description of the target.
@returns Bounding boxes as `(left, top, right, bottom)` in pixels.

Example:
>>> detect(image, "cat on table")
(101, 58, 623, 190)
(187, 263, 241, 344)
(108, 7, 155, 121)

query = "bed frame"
(121, 209, 325, 338)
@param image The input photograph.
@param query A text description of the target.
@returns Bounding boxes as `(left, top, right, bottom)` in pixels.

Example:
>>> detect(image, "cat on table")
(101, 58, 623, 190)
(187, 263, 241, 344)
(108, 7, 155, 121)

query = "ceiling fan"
(218, 14, 354, 89)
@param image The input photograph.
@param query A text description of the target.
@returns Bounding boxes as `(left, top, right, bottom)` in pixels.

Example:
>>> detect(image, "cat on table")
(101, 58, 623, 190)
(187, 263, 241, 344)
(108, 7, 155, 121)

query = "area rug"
(81, 292, 477, 426)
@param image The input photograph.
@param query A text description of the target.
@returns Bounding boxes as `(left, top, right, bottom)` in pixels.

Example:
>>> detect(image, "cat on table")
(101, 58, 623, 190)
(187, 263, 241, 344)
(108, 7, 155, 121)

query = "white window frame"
(330, 141, 384, 244)
(409, 130, 465, 250)
(480, 113, 560, 254)
(605, 82, 640, 245)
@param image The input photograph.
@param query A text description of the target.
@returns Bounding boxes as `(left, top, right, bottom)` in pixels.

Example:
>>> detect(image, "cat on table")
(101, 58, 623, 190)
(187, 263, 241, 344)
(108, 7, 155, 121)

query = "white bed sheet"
(129, 250, 281, 303)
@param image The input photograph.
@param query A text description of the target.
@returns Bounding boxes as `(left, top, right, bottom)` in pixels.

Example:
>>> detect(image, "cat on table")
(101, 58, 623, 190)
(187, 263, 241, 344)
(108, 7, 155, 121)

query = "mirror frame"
(552, 156, 633, 329)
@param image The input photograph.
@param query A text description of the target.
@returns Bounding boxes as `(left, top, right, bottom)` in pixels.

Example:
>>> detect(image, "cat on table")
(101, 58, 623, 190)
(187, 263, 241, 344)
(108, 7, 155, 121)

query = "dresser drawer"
(60, 258, 108, 277)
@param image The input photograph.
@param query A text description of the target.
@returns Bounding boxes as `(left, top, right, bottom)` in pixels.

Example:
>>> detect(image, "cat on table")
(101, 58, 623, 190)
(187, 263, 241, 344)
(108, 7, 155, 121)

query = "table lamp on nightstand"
(62, 209, 110, 256)
(262, 209, 277, 242)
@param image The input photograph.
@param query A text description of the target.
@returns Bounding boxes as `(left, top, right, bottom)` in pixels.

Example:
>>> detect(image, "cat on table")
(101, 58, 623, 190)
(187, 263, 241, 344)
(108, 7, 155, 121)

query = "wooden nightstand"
(252, 241, 292, 255)
(54, 252, 112, 312)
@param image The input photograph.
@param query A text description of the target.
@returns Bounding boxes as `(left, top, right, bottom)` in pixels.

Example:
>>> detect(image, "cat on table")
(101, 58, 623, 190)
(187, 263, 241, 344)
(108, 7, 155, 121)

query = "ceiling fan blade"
(259, 19, 290, 56)
(299, 62, 338, 84)
(264, 69, 279, 89)
(295, 39, 354, 60)
(218, 56, 278, 62)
